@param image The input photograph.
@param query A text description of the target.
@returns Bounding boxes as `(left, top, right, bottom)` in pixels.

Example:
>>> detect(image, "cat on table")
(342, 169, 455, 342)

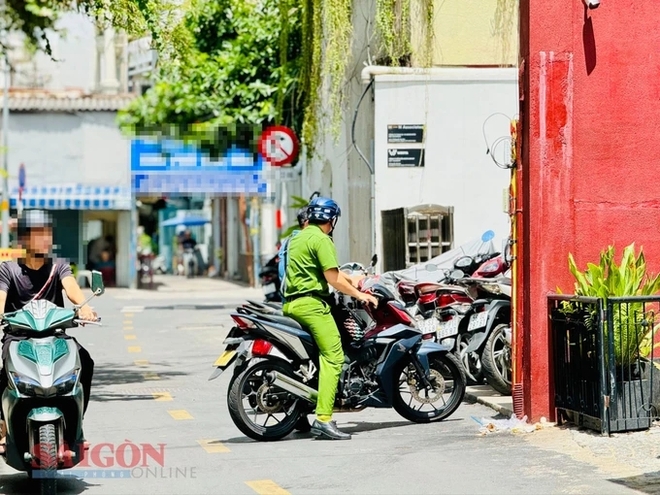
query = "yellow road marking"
(124, 313, 134, 318)
(143, 372, 160, 380)
(152, 392, 172, 401)
(123, 326, 134, 331)
(197, 439, 230, 453)
(168, 410, 193, 420)
(134, 360, 149, 367)
(127, 346, 141, 353)
(124, 335, 137, 340)
(246, 480, 291, 495)
(123, 320, 133, 326)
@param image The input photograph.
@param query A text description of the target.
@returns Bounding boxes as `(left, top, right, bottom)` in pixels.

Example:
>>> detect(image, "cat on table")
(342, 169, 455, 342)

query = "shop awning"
(10, 185, 132, 210)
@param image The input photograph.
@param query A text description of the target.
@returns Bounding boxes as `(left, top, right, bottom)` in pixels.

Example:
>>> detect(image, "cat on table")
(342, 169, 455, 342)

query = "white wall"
(7, 13, 97, 92)
(373, 69, 517, 261)
(8, 112, 130, 188)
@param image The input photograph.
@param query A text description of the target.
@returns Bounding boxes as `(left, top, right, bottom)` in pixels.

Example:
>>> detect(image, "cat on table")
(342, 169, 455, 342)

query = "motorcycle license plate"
(263, 283, 276, 295)
(468, 312, 488, 331)
(418, 318, 438, 335)
(214, 350, 237, 367)
(437, 318, 460, 339)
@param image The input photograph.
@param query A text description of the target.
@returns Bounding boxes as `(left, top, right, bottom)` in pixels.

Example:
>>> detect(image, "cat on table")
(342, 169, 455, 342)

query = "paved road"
(0, 284, 644, 495)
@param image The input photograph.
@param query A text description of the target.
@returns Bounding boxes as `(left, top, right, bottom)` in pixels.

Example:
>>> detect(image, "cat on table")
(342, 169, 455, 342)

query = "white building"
(2, 13, 135, 286)
(300, 0, 519, 270)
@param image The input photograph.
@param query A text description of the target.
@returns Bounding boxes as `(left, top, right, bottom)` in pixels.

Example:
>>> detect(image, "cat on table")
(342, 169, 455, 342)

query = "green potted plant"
(566, 243, 660, 370)
(564, 243, 660, 429)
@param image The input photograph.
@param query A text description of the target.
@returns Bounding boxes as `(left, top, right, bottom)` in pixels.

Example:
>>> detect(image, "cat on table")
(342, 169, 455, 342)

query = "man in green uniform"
(283, 196, 377, 440)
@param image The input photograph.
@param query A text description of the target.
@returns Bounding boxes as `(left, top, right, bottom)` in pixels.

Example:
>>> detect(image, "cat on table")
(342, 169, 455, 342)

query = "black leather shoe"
(310, 420, 351, 440)
(295, 415, 312, 432)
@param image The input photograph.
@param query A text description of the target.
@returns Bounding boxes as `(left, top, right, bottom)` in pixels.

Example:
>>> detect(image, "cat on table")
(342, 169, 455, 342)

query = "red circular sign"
(258, 126, 299, 167)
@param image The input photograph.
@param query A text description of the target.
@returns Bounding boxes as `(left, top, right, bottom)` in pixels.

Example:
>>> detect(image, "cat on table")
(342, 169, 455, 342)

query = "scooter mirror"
(425, 264, 438, 272)
(450, 269, 465, 280)
(371, 254, 378, 267)
(481, 230, 495, 242)
(91, 271, 105, 296)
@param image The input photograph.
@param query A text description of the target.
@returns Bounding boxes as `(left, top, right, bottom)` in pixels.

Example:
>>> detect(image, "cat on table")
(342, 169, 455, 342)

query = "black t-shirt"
(181, 238, 197, 250)
(0, 260, 72, 313)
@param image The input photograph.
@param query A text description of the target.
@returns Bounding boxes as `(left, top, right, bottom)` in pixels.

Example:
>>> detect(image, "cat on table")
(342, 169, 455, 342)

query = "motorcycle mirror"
(371, 254, 378, 267)
(91, 271, 105, 296)
(481, 230, 495, 242)
(449, 269, 465, 280)
(425, 264, 438, 272)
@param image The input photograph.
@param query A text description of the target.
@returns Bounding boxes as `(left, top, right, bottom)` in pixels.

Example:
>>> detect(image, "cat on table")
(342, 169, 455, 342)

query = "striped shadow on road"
(246, 480, 291, 495)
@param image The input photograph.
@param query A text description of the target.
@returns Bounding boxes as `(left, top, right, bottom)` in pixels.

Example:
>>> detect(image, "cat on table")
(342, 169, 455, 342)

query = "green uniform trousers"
(283, 296, 344, 418)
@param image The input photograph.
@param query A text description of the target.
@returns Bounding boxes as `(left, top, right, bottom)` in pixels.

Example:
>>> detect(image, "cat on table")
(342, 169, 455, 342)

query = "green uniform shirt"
(284, 224, 339, 298)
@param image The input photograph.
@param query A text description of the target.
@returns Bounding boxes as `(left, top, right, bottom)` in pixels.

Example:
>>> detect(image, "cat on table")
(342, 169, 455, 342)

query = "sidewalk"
(106, 274, 264, 301)
(465, 385, 514, 417)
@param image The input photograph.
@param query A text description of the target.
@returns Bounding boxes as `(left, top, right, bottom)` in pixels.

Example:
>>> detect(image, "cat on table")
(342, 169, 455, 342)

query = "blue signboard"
(130, 139, 267, 195)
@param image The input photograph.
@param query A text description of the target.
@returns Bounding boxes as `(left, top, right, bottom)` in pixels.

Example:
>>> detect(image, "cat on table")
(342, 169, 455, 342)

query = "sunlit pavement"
(0, 283, 641, 495)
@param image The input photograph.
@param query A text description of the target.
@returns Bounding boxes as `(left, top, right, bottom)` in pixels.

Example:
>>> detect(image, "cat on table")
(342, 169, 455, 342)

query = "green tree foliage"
(2, 0, 158, 54)
(117, 0, 303, 137)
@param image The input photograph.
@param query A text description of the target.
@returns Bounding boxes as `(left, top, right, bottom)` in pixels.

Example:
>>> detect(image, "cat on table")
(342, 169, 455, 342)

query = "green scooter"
(0, 271, 104, 494)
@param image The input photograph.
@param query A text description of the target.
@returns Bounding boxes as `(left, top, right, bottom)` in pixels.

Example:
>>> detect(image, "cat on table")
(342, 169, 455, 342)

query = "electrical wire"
(351, 78, 375, 174)
(482, 112, 515, 169)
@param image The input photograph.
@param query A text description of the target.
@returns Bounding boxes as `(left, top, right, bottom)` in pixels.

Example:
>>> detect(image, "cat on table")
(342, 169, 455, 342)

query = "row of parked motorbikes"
(208, 239, 511, 442)
(259, 242, 512, 396)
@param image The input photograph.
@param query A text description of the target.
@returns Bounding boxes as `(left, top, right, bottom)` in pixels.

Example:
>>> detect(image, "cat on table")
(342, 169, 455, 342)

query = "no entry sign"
(258, 126, 299, 167)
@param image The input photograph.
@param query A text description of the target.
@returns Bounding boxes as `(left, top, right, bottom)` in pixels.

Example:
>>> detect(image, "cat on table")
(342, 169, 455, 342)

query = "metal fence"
(549, 295, 660, 434)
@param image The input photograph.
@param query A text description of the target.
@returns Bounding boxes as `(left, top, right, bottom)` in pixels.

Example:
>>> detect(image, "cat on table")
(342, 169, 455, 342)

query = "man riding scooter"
(0, 210, 98, 453)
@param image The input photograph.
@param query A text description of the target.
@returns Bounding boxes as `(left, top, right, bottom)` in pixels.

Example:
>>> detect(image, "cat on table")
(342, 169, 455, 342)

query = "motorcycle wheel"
(227, 360, 302, 441)
(392, 353, 466, 423)
(37, 423, 57, 495)
(481, 323, 512, 396)
(457, 334, 484, 385)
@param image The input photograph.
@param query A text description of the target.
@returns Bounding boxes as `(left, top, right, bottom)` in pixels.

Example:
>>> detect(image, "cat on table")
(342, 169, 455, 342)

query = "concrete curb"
(465, 390, 515, 417)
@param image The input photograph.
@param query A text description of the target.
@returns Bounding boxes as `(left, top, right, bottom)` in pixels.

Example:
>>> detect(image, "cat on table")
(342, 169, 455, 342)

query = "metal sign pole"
(1, 42, 9, 248)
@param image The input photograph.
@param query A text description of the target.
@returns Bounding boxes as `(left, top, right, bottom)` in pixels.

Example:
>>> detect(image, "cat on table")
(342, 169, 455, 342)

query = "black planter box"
(549, 295, 660, 435)
(610, 379, 652, 432)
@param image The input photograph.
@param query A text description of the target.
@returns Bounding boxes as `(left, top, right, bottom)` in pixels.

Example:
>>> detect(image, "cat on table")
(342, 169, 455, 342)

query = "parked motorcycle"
(258, 254, 282, 303)
(1, 271, 105, 494)
(461, 273, 511, 395)
(209, 275, 466, 441)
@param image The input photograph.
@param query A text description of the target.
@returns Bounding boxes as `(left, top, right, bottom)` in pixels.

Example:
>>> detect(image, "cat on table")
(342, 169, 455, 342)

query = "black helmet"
(17, 210, 53, 238)
(296, 207, 309, 228)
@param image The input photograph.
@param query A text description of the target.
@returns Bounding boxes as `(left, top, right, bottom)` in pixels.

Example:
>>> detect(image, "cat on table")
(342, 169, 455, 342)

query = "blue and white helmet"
(307, 197, 341, 224)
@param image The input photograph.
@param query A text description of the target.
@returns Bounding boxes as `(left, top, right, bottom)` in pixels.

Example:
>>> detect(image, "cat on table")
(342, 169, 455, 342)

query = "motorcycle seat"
(238, 305, 307, 332)
(259, 314, 304, 331)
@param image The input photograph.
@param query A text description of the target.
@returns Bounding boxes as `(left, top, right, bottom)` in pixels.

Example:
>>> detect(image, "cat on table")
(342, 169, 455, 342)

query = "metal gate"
(381, 204, 454, 272)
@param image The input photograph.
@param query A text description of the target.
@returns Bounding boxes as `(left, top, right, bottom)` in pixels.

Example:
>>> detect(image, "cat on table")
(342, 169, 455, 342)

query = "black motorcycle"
(209, 279, 466, 441)
(258, 255, 282, 303)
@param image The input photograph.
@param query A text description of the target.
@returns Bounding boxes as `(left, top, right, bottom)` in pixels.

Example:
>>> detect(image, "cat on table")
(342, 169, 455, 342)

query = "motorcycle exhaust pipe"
(267, 371, 318, 403)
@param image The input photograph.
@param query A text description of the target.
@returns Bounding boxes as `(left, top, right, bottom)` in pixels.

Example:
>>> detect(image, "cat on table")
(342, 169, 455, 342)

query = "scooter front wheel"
(36, 423, 58, 495)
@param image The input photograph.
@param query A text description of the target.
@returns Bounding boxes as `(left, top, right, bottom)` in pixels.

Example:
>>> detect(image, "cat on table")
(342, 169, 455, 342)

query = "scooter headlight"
(9, 372, 39, 397)
(53, 370, 80, 395)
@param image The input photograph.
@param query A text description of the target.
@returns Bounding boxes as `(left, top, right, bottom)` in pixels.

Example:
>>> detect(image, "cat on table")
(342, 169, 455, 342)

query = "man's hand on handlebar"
(357, 293, 378, 308)
(77, 305, 98, 322)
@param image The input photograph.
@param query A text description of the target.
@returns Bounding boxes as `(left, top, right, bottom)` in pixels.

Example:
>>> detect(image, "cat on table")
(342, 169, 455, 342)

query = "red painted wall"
(518, 0, 660, 420)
